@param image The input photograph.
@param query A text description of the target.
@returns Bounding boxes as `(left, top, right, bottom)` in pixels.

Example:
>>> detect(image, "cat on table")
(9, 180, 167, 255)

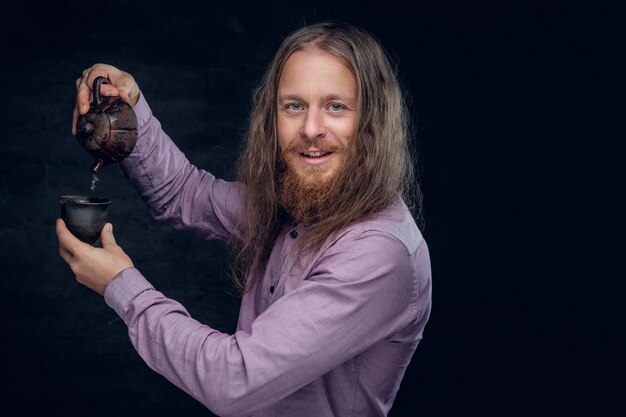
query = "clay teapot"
(75, 76, 138, 174)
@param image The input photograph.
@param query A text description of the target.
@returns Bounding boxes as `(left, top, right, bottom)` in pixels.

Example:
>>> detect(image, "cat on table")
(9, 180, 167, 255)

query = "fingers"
(72, 63, 139, 135)
(99, 223, 117, 248)
(75, 72, 94, 116)
(71, 107, 79, 136)
(73, 64, 114, 135)
(59, 245, 73, 264)
(75, 64, 112, 111)
(55, 218, 86, 257)
(56, 218, 76, 264)
(56, 220, 132, 296)
(94, 75, 138, 105)
(113, 75, 139, 105)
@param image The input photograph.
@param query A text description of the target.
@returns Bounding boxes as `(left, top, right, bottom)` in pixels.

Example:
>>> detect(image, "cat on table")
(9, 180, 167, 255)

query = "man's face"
(277, 49, 358, 187)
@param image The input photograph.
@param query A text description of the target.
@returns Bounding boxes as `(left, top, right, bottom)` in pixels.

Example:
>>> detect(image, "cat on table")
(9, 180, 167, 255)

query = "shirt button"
(289, 230, 298, 239)
(269, 285, 275, 294)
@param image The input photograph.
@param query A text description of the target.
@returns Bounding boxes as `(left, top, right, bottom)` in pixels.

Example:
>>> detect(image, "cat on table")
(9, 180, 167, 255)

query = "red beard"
(278, 157, 349, 225)
(278, 140, 349, 225)
(278, 167, 333, 225)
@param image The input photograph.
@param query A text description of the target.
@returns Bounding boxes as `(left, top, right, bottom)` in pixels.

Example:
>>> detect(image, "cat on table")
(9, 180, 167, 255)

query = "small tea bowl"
(59, 195, 111, 244)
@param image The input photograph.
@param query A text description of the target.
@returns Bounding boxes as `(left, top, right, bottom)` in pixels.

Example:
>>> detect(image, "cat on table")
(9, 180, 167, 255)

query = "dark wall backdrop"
(1, 1, 622, 416)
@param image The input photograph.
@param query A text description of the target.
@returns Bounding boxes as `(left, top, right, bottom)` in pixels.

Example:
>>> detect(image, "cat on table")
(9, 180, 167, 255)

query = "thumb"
(100, 223, 117, 247)
(114, 75, 139, 106)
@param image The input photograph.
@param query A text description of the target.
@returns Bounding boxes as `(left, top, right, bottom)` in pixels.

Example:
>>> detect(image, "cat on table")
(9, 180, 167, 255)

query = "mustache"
(282, 141, 346, 154)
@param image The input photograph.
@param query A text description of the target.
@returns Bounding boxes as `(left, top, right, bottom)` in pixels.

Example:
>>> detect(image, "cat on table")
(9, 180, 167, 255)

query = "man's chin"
(298, 177, 330, 190)
(279, 167, 338, 224)
(293, 169, 335, 189)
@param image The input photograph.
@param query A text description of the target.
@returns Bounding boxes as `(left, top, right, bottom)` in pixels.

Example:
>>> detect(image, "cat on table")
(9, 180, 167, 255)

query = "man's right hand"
(72, 63, 141, 135)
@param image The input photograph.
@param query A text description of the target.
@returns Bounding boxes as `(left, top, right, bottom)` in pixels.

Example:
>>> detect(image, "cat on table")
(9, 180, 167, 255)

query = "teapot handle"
(92, 76, 110, 106)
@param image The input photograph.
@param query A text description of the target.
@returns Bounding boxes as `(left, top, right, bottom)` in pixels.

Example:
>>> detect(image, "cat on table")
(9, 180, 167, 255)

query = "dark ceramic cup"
(59, 195, 111, 244)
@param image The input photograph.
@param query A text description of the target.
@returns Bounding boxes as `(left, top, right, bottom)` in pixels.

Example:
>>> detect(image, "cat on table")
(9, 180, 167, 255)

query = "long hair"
(231, 21, 421, 293)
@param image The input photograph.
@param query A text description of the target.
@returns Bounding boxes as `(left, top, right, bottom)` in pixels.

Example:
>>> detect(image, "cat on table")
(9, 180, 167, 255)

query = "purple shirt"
(104, 94, 432, 417)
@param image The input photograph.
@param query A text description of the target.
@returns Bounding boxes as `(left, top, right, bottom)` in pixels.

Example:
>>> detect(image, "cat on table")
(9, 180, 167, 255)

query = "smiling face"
(277, 48, 358, 187)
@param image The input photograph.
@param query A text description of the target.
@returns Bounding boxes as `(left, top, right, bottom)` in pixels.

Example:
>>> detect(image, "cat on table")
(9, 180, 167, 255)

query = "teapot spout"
(91, 159, 105, 174)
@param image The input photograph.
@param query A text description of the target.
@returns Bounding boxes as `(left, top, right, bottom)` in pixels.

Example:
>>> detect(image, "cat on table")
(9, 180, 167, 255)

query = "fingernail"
(106, 223, 113, 231)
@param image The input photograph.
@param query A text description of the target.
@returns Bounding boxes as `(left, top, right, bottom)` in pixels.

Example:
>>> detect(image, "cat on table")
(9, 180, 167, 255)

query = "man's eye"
(287, 103, 302, 111)
(329, 103, 344, 112)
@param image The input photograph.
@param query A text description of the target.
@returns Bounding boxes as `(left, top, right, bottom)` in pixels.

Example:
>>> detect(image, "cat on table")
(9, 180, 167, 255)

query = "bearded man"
(57, 21, 432, 417)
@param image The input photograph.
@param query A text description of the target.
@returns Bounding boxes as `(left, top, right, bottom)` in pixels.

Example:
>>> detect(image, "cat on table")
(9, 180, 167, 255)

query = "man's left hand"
(56, 219, 134, 295)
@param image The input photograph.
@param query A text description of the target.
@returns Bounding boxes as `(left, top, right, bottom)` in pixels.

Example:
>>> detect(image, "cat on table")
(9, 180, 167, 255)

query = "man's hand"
(56, 219, 134, 295)
(72, 63, 141, 135)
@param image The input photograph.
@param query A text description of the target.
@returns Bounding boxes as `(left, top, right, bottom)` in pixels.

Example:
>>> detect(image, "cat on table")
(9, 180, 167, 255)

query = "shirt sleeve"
(119, 93, 242, 242)
(103, 229, 424, 417)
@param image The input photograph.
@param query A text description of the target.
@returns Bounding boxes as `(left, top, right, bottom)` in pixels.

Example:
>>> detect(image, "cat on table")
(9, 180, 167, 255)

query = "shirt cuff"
(104, 267, 155, 319)
(132, 91, 152, 129)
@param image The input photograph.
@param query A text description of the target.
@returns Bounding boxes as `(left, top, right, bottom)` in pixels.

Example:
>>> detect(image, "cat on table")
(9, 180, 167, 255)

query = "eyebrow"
(278, 94, 356, 104)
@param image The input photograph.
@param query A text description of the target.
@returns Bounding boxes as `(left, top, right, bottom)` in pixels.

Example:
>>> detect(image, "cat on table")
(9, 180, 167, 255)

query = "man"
(57, 21, 432, 417)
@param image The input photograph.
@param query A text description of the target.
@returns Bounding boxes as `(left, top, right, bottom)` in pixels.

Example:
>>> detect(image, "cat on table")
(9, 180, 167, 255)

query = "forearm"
(120, 94, 241, 241)
(105, 269, 300, 416)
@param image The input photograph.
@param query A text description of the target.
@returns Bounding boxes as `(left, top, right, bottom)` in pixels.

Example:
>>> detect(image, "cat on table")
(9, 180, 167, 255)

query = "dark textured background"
(0, 1, 622, 416)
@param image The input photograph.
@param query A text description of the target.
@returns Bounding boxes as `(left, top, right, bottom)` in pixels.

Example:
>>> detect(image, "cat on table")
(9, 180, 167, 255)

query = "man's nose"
(301, 108, 326, 140)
